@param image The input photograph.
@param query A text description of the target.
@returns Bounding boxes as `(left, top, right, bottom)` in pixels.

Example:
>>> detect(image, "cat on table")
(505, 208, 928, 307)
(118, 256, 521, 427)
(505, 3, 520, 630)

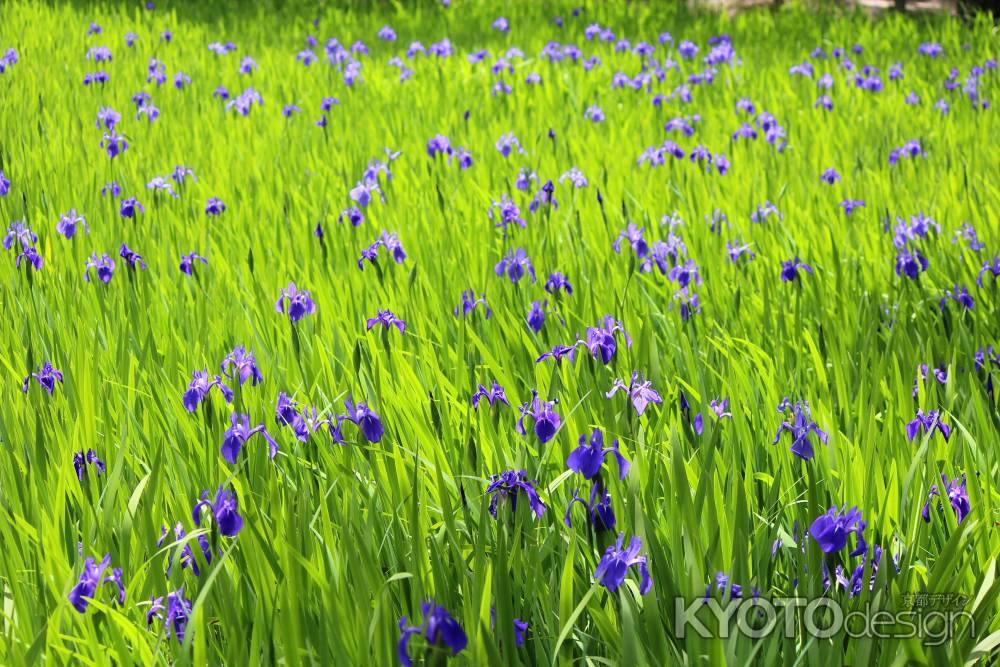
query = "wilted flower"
(486, 470, 546, 518)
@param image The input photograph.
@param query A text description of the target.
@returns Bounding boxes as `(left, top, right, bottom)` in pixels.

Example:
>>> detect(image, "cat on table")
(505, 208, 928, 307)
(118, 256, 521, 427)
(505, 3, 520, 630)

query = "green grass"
(1, 0, 999, 664)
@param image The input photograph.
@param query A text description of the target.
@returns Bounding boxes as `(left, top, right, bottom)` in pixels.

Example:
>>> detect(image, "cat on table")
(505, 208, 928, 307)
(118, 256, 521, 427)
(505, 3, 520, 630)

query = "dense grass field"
(1, 0, 999, 664)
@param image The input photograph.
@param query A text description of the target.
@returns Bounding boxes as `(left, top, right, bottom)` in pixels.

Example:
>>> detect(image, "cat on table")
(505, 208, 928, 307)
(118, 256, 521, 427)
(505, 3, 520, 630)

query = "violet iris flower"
(327, 396, 384, 444)
(809, 506, 868, 556)
(526, 300, 546, 333)
(978, 255, 1000, 287)
(68, 554, 126, 613)
(397, 601, 467, 667)
(205, 197, 226, 216)
(894, 248, 928, 280)
(495, 248, 536, 283)
(56, 209, 89, 239)
(939, 285, 974, 312)
(567, 428, 629, 480)
(922, 474, 970, 524)
(179, 252, 207, 275)
(515, 391, 561, 443)
(471, 381, 508, 409)
(453, 290, 491, 319)
(594, 533, 653, 594)
(221, 412, 278, 463)
(367, 310, 406, 333)
(545, 272, 572, 295)
(221, 346, 263, 387)
(275, 283, 316, 322)
(606, 372, 662, 417)
(120, 197, 144, 218)
(580, 316, 632, 364)
(182, 370, 233, 411)
(119, 244, 146, 270)
(773, 398, 828, 461)
(84, 252, 115, 283)
(22, 362, 63, 394)
(192, 487, 243, 536)
(147, 589, 193, 644)
(906, 409, 951, 442)
(486, 470, 546, 518)
(780, 257, 813, 282)
(73, 449, 105, 480)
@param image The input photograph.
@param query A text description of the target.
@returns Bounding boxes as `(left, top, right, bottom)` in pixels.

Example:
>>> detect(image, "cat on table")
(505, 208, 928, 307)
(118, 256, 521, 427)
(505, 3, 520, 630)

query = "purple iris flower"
(95, 106, 120, 130)
(68, 554, 125, 613)
(338, 207, 364, 226)
(358, 232, 406, 269)
(22, 361, 64, 394)
(221, 347, 263, 387)
(913, 364, 947, 398)
(732, 123, 757, 141)
(559, 167, 588, 188)
(73, 449, 105, 480)
(706, 572, 746, 601)
(179, 252, 207, 275)
(939, 285, 974, 312)
(780, 257, 813, 282)
(526, 300, 547, 333)
(529, 181, 558, 214)
(173, 72, 191, 89)
(545, 272, 572, 295)
(0, 170, 8, 197)
(727, 240, 755, 264)
(564, 484, 617, 532)
(613, 223, 648, 258)
(454, 290, 491, 319)
(584, 104, 605, 122)
(146, 176, 177, 197)
(606, 372, 662, 417)
(119, 244, 146, 270)
(120, 197, 144, 219)
(15, 246, 43, 271)
(192, 487, 243, 537)
(427, 134, 451, 158)
(377, 25, 396, 41)
(922, 474, 970, 524)
(182, 370, 233, 411)
(567, 428, 629, 480)
(495, 248, 536, 284)
(472, 381, 508, 409)
(888, 139, 925, 166)
(978, 255, 1000, 287)
(221, 412, 278, 464)
(820, 168, 840, 184)
(275, 282, 316, 322)
(488, 195, 525, 230)
(100, 181, 120, 198)
(515, 391, 561, 443)
(951, 223, 984, 252)
(147, 589, 193, 644)
(84, 252, 116, 283)
(918, 42, 944, 58)
(594, 533, 653, 594)
(906, 409, 951, 442)
(3, 220, 36, 250)
(773, 398, 828, 461)
(328, 396, 384, 444)
(100, 130, 128, 159)
(367, 310, 406, 333)
(809, 506, 867, 556)
(495, 132, 524, 158)
(750, 200, 782, 224)
(203, 197, 226, 216)
(226, 87, 264, 116)
(486, 470, 546, 518)
(668, 260, 702, 288)
(83, 71, 110, 86)
(840, 199, 866, 216)
(709, 398, 732, 420)
(535, 341, 579, 364)
(894, 248, 928, 280)
(581, 316, 631, 364)
(53, 210, 86, 239)
(397, 601, 467, 667)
